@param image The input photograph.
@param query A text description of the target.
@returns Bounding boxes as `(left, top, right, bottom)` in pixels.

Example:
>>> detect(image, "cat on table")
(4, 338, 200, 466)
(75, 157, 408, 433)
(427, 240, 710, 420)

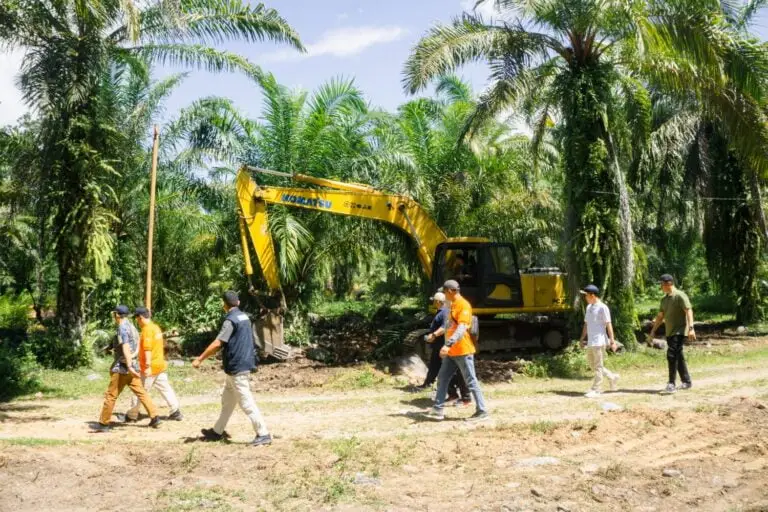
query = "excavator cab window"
(433, 243, 523, 309)
(482, 244, 523, 307)
(441, 247, 482, 302)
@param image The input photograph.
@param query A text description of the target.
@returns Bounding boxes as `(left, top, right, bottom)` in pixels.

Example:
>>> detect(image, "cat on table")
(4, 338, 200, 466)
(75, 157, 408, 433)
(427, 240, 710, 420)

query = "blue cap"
(580, 284, 600, 295)
(660, 274, 674, 284)
(134, 306, 150, 318)
(113, 305, 130, 316)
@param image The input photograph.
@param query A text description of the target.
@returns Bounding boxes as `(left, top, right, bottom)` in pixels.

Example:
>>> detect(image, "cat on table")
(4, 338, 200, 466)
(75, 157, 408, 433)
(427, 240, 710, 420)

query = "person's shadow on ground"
(546, 389, 661, 397)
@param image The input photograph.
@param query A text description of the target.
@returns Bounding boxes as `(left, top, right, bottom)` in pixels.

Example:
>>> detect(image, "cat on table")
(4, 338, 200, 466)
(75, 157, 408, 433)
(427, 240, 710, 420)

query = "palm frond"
(403, 14, 506, 93)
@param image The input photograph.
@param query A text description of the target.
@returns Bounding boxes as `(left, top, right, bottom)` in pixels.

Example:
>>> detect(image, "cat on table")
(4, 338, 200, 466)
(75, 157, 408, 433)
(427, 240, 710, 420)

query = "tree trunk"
(55, 208, 88, 346)
(749, 171, 768, 242)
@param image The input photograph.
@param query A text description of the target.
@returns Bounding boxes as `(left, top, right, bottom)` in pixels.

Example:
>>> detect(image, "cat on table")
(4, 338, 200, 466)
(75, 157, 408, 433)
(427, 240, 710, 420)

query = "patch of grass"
(331, 436, 362, 460)
(0, 437, 72, 447)
(694, 404, 716, 414)
(324, 365, 394, 390)
(21, 358, 112, 399)
(321, 474, 355, 504)
(181, 446, 200, 473)
(156, 486, 244, 512)
(529, 420, 559, 435)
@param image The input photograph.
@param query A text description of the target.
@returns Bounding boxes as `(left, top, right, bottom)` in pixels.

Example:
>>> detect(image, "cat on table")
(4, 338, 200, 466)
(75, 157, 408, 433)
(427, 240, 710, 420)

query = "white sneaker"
(584, 390, 601, 398)
(609, 374, 620, 392)
(665, 383, 677, 394)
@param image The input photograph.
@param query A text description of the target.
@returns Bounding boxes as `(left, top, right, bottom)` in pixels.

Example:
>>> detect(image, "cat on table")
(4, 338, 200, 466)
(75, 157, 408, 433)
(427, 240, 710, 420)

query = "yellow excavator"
(235, 166, 571, 360)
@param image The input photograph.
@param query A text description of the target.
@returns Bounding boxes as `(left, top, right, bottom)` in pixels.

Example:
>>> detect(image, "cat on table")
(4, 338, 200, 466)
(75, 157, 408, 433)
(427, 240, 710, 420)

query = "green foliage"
(0, 294, 28, 329)
(25, 325, 94, 370)
(0, 342, 41, 400)
(521, 343, 590, 379)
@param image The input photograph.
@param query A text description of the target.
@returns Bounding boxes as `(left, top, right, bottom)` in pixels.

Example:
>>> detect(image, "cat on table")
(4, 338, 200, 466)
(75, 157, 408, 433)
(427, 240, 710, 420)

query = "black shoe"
(200, 428, 230, 441)
(168, 410, 184, 421)
(91, 423, 112, 433)
(148, 416, 162, 429)
(465, 411, 490, 422)
(251, 434, 273, 447)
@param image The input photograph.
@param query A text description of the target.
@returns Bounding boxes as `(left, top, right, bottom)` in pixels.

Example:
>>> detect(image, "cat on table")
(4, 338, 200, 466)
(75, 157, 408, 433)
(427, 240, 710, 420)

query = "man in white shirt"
(579, 284, 619, 397)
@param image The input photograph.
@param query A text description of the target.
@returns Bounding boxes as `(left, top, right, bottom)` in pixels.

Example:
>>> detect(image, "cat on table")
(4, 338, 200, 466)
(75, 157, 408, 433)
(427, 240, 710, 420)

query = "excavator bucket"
(254, 310, 291, 360)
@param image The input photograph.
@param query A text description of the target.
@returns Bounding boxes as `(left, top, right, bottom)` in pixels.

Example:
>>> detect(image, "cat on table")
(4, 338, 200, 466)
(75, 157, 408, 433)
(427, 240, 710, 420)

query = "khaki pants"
(587, 346, 617, 391)
(127, 372, 180, 420)
(214, 372, 269, 437)
(99, 372, 158, 425)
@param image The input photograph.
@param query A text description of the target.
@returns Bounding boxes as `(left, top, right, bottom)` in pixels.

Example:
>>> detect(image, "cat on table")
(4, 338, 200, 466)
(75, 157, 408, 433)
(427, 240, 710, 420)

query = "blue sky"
(2, 0, 768, 126)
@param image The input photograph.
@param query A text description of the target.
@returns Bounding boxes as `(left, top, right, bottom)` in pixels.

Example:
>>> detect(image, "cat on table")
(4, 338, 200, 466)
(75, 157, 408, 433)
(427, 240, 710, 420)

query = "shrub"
(521, 342, 589, 378)
(25, 324, 93, 370)
(0, 342, 40, 400)
(0, 293, 29, 330)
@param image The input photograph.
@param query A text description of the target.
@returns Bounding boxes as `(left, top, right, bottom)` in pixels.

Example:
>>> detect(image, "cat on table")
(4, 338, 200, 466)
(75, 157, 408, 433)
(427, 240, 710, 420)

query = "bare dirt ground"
(1, 339, 768, 512)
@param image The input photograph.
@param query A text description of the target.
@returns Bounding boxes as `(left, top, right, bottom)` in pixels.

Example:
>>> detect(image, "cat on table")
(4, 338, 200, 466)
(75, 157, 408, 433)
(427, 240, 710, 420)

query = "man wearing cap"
(418, 291, 450, 390)
(126, 307, 183, 422)
(93, 305, 162, 432)
(192, 291, 272, 446)
(426, 280, 488, 421)
(648, 274, 695, 393)
(418, 292, 471, 405)
(579, 285, 620, 398)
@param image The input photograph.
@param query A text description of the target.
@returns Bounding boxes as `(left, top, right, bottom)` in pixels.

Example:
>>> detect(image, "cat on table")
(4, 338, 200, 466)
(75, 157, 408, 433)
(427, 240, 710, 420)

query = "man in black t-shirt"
(192, 291, 272, 446)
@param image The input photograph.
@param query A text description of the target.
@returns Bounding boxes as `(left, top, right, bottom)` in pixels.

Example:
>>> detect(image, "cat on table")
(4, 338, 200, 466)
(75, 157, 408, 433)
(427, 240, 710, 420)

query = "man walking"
(649, 274, 695, 393)
(192, 291, 272, 446)
(418, 291, 449, 390)
(126, 307, 183, 422)
(418, 291, 471, 406)
(427, 280, 488, 421)
(93, 305, 162, 432)
(579, 284, 619, 397)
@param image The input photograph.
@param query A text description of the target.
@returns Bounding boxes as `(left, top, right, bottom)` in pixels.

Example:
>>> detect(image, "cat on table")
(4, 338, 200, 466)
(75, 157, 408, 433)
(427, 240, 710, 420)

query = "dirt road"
(1, 342, 767, 511)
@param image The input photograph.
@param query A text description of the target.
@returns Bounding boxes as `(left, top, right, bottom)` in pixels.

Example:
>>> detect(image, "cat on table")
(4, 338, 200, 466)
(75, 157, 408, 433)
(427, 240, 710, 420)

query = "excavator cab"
(432, 241, 524, 309)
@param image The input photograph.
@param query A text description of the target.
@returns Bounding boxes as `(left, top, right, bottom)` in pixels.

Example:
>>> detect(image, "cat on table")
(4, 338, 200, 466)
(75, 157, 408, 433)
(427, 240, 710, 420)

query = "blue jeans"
(434, 354, 487, 413)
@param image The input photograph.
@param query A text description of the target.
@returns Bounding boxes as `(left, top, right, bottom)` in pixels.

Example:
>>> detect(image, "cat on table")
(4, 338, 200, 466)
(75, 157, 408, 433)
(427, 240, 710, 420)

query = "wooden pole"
(145, 125, 160, 309)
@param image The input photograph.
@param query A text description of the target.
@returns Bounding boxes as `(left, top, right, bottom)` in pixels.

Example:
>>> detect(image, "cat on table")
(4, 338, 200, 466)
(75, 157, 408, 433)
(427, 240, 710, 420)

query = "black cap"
(222, 290, 240, 307)
(660, 274, 675, 284)
(134, 306, 151, 318)
(580, 284, 600, 295)
(113, 305, 130, 316)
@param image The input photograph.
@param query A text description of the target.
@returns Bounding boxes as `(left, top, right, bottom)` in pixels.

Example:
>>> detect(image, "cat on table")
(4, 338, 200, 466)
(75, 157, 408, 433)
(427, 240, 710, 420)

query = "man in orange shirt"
(426, 280, 489, 421)
(126, 307, 183, 422)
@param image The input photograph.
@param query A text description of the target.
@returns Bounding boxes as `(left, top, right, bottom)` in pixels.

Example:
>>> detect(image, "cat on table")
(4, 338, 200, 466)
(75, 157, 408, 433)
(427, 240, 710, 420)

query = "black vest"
(222, 307, 256, 375)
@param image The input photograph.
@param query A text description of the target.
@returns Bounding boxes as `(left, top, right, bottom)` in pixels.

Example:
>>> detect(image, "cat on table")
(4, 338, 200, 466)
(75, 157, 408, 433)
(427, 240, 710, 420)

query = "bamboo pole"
(145, 125, 160, 309)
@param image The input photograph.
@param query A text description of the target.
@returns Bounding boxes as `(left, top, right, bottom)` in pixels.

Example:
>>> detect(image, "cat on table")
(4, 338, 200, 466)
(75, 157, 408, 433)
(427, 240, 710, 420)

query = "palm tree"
(403, 0, 652, 346)
(630, 1, 768, 322)
(0, 0, 303, 345)
(403, 0, 768, 345)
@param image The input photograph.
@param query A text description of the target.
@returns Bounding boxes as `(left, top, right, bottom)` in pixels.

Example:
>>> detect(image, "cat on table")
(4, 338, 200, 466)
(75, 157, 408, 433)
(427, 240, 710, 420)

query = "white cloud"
(336, 12, 349, 21)
(266, 25, 405, 62)
(460, 0, 498, 19)
(0, 50, 28, 126)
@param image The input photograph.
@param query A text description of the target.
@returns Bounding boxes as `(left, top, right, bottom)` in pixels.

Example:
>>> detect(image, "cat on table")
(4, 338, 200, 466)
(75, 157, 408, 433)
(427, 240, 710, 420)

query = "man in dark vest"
(192, 291, 272, 446)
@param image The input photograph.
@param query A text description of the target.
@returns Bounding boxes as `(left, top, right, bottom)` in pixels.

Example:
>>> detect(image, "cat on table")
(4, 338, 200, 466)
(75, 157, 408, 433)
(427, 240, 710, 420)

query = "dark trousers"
(423, 344, 470, 400)
(423, 341, 443, 387)
(448, 372, 470, 401)
(667, 335, 691, 385)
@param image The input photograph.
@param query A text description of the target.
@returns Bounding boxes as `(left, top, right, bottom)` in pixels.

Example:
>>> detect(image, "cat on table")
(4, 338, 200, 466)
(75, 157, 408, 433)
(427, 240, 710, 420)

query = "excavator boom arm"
(235, 167, 448, 294)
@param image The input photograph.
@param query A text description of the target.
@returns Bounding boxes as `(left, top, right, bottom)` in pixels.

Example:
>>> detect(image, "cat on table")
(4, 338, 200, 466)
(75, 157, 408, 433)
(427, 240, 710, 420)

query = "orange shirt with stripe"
(139, 321, 167, 375)
(446, 295, 475, 357)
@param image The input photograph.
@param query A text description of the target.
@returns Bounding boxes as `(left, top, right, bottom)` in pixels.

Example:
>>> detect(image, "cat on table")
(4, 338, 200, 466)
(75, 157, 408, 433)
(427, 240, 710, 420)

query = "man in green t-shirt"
(648, 274, 696, 393)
